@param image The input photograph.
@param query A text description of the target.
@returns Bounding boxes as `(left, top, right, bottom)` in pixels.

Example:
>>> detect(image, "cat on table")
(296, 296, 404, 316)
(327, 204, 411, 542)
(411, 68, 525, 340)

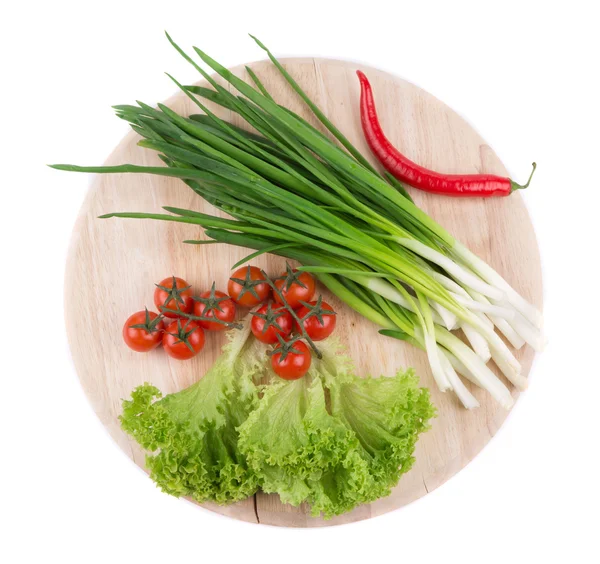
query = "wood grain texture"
(64, 58, 542, 527)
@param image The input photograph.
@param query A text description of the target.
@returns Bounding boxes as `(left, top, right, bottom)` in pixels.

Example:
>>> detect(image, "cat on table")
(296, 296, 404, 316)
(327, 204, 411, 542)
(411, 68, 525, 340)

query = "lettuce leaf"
(120, 320, 264, 504)
(238, 339, 436, 518)
(238, 375, 371, 517)
(319, 340, 436, 494)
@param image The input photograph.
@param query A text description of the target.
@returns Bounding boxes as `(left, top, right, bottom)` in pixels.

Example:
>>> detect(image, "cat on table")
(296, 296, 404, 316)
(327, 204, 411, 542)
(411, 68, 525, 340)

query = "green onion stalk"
(51, 33, 545, 409)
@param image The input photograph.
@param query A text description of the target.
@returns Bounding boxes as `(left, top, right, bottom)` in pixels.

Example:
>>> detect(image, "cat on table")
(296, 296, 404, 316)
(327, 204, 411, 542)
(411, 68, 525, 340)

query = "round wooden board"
(65, 58, 542, 527)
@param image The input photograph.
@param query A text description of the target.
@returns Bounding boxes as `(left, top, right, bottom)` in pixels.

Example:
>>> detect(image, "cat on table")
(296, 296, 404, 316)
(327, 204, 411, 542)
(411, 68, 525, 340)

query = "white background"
(2, 0, 599, 562)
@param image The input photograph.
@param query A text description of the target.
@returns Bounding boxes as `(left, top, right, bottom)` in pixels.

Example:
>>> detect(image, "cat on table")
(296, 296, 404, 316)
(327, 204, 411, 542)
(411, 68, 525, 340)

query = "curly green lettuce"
(238, 375, 371, 517)
(119, 319, 264, 504)
(327, 371, 435, 496)
(238, 339, 436, 518)
(316, 340, 436, 494)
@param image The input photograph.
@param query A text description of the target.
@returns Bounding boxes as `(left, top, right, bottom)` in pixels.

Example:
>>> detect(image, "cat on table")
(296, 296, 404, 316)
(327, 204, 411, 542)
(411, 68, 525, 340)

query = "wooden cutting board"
(64, 58, 542, 527)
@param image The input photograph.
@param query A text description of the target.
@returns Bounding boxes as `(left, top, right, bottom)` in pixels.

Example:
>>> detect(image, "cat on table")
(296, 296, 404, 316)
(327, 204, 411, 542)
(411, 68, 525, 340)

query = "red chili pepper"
(357, 70, 536, 197)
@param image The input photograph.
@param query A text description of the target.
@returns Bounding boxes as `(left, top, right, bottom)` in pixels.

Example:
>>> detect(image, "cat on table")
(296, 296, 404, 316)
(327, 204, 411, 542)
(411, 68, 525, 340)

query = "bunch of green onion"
(52, 33, 545, 410)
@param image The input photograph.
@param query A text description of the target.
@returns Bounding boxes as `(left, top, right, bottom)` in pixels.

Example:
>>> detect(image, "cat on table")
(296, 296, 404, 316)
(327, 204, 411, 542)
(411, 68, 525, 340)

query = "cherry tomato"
(274, 267, 315, 309)
(122, 309, 165, 352)
(251, 303, 293, 344)
(295, 299, 337, 341)
(162, 319, 205, 360)
(271, 339, 311, 380)
(228, 266, 270, 307)
(193, 285, 236, 332)
(154, 276, 194, 318)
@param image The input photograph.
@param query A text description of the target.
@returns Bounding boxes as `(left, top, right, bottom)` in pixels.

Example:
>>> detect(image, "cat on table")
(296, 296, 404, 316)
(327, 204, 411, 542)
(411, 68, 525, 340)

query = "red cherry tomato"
(228, 266, 271, 307)
(162, 320, 205, 360)
(295, 299, 337, 341)
(122, 310, 165, 352)
(271, 339, 311, 380)
(251, 303, 293, 344)
(154, 276, 194, 318)
(274, 267, 315, 309)
(193, 285, 236, 332)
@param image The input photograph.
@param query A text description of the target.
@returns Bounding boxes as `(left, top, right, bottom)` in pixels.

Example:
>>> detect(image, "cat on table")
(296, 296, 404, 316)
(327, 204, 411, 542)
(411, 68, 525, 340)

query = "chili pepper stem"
(510, 162, 537, 192)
